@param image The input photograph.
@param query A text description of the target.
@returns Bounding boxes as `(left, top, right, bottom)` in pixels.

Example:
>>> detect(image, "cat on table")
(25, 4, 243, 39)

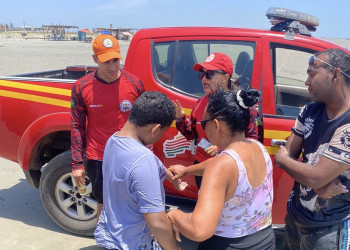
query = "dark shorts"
(86, 159, 103, 204)
(198, 225, 275, 250)
(283, 213, 350, 250)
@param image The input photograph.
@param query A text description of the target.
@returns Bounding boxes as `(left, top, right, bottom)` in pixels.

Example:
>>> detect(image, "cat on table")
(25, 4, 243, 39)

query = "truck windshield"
(152, 40, 256, 97)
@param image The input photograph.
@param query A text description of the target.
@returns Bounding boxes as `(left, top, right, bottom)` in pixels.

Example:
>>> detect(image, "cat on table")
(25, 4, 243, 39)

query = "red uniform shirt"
(71, 70, 145, 170)
(176, 95, 261, 163)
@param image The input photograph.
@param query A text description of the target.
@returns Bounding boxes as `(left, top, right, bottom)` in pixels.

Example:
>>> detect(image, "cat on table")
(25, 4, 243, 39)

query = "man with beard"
(275, 48, 350, 249)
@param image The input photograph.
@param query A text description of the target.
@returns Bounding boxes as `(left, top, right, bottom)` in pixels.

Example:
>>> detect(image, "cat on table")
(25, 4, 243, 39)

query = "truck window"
(152, 40, 256, 97)
(272, 46, 314, 117)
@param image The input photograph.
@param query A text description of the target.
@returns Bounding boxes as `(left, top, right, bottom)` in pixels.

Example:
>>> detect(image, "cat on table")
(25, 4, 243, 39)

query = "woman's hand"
(169, 165, 187, 180)
(166, 209, 181, 242)
(174, 100, 186, 119)
(205, 145, 218, 157)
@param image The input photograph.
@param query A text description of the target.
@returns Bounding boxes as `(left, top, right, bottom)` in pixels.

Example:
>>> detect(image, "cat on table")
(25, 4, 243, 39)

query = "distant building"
(120, 31, 133, 41)
(0, 24, 6, 32)
(23, 26, 34, 31)
(95, 27, 136, 41)
(41, 25, 79, 41)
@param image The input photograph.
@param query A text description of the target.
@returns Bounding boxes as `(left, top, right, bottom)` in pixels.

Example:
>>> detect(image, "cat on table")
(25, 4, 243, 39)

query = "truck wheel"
(39, 150, 97, 236)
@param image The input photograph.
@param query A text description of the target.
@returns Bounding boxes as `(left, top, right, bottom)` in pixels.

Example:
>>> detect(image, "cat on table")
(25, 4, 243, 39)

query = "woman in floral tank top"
(168, 90, 275, 249)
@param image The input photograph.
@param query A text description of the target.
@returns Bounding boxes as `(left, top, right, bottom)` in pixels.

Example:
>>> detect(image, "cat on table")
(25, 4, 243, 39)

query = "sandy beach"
(0, 37, 131, 76)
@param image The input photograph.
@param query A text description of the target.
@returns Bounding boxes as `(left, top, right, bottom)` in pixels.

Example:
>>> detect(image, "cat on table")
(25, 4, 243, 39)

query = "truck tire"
(39, 150, 97, 236)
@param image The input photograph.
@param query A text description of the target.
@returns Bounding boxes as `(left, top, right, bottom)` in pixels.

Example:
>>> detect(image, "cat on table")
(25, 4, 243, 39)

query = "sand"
(0, 37, 131, 76)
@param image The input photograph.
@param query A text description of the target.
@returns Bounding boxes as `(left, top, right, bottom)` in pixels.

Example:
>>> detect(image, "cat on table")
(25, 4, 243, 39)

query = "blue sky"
(1, 0, 349, 38)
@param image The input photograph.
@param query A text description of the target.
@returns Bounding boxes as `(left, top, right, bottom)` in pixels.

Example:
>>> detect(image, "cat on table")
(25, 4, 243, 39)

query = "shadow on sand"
(0, 178, 82, 236)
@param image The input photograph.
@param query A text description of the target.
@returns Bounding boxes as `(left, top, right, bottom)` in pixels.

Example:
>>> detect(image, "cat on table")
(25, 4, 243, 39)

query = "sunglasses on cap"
(309, 55, 350, 79)
(198, 70, 226, 80)
(200, 117, 225, 130)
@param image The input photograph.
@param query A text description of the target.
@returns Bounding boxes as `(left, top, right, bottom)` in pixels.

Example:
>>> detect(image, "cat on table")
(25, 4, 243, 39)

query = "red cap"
(193, 53, 233, 76)
(93, 34, 122, 62)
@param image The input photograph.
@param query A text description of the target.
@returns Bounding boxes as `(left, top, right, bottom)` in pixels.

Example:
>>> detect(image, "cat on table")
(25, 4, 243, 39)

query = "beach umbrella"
(79, 29, 92, 34)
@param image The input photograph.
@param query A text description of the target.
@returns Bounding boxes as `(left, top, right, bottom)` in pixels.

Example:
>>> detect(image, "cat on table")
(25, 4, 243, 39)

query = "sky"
(1, 0, 349, 38)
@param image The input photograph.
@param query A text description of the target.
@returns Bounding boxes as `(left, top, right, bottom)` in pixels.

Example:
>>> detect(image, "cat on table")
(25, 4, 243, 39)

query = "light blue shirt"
(95, 134, 166, 249)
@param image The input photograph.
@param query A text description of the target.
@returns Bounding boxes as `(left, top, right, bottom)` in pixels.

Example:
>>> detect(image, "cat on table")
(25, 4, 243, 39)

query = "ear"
(213, 118, 221, 131)
(334, 68, 342, 80)
(151, 124, 162, 136)
(92, 54, 99, 63)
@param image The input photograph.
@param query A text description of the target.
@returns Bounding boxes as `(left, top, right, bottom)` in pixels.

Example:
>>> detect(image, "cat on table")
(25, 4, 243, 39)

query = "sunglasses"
(200, 117, 225, 130)
(198, 70, 226, 80)
(309, 55, 350, 79)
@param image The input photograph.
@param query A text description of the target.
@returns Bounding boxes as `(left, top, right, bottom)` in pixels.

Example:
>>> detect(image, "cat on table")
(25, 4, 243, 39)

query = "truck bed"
(9, 65, 97, 80)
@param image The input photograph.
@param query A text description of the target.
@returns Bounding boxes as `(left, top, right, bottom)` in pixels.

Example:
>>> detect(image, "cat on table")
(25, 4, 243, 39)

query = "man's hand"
(205, 145, 218, 157)
(274, 146, 289, 168)
(169, 165, 187, 180)
(171, 178, 188, 191)
(72, 169, 85, 188)
(314, 179, 348, 199)
(174, 100, 186, 120)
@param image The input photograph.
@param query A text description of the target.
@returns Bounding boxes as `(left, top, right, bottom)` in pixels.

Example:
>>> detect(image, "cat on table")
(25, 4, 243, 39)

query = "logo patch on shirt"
(89, 104, 103, 108)
(120, 100, 132, 112)
(341, 130, 350, 149)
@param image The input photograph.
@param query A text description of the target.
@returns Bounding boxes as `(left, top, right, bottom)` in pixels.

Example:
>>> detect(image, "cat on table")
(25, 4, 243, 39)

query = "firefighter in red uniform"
(175, 53, 261, 189)
(71, 34, 145, 218)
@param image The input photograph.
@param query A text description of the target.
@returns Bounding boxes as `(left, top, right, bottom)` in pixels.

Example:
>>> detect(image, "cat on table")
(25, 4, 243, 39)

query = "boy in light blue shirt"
(95, 91, 186, 250)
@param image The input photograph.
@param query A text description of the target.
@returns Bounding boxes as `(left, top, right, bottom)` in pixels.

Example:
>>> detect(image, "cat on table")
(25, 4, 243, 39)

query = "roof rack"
(266, 7, 319, 40)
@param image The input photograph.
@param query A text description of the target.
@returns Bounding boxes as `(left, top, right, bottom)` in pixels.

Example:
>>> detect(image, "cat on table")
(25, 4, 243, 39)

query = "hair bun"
(236, 90, 248, 109)
(236, 89, 260, 108)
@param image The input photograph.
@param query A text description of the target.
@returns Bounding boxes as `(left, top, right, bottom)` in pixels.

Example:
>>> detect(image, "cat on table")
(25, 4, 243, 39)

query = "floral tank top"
(215, 139, 273, 238)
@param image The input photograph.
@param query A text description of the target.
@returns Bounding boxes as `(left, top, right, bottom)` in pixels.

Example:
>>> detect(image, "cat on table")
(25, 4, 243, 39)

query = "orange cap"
(92, 34, 122, 62)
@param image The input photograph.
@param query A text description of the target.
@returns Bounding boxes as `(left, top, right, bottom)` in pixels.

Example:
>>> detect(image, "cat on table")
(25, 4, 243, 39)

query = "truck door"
(151, 38, 260, 198)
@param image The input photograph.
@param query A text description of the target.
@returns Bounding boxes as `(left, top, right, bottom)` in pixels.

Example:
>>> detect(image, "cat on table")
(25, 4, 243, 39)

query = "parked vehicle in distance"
(0, 7, 348, 236)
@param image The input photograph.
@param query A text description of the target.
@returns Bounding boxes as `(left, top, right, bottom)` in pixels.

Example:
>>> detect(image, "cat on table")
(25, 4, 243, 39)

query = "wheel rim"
(55, 173, 97, 220)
